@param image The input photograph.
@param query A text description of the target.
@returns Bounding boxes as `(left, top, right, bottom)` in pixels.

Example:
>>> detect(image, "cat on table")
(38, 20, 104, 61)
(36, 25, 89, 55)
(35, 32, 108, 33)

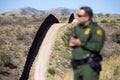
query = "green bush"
(48, 67, 56, 75)
(0, 52, 11, 65)
(100, 19, 108, 23)
(112, 32, 120, 43)
(109, 20, 116, 26)
(16, 34, 26, 41)
(116, 19, 120, 22)
(105, 14, 110, 17)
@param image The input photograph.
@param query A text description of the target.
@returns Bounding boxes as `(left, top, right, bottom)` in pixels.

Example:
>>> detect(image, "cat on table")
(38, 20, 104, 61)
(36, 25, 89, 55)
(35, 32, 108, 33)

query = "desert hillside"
(0, 14, 120, 80)
(0, 14, 68, 80)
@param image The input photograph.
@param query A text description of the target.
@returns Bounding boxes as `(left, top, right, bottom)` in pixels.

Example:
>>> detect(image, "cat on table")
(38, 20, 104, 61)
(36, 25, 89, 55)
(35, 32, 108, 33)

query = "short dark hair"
(80, 6, 93, 19)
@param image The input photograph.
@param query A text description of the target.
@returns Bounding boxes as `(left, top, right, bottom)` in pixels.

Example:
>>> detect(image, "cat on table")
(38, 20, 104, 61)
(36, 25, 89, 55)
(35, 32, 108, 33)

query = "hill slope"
(4, 7, 76, 15)
(5, 7, 45, 15)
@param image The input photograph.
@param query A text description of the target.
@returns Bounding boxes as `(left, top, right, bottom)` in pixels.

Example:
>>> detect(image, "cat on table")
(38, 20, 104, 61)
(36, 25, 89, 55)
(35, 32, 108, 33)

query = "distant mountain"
(46, 7, 76, 15)
(4, 7, 77, 15)
(5, 7, 45, 15)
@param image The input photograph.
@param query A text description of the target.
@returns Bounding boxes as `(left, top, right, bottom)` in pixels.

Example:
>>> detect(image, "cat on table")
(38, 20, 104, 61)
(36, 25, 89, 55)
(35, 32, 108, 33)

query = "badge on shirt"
(84, 28, 91, 35)
(96, 29, 103, 36)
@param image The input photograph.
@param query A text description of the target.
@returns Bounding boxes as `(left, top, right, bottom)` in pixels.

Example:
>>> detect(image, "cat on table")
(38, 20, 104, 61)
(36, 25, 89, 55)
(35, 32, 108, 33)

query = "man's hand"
(69, 36, 81, 47)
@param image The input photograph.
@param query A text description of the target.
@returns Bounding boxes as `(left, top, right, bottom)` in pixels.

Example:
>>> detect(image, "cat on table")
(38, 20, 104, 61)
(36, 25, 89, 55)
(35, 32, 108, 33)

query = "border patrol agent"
(69, 7, 105, 80)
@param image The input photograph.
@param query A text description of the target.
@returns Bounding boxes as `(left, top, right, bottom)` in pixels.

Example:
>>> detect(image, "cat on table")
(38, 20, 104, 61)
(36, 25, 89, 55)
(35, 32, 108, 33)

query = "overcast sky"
(0, 0, 120, 14)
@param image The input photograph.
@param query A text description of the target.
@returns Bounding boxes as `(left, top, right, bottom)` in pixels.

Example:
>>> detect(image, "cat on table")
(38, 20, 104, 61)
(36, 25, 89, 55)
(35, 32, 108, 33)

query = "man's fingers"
(69, 42, 75, 47)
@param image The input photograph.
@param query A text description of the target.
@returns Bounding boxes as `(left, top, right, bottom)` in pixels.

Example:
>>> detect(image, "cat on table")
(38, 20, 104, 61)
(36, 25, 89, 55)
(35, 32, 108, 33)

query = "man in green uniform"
(69, 6, 105, 80)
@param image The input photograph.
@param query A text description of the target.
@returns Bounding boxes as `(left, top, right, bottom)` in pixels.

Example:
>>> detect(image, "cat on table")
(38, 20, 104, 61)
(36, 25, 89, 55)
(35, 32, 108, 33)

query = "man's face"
(76, 9, 89, 24)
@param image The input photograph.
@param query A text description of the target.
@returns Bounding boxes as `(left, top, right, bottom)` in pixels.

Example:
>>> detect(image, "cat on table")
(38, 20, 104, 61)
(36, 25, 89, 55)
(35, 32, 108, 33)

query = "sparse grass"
(0, 14, 120, 80)
(100, 55, 120, 80)
(58, 16, 69, 23)
(0, 14, 46, 80)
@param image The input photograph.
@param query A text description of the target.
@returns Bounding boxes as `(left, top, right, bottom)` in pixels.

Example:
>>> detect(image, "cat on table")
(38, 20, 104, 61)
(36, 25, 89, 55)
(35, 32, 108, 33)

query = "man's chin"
(69, 43, 77, 48)
(78, 22, 84, 25)
(69, 43, 75, 46)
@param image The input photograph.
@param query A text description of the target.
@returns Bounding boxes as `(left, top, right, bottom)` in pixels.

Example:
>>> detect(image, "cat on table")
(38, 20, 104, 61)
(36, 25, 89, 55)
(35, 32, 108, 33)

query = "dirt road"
(30, 23, 66, 80)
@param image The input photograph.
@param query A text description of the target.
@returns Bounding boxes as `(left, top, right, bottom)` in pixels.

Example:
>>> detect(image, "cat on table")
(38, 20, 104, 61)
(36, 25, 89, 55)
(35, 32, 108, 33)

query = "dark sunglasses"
(77, 14, 86, 18)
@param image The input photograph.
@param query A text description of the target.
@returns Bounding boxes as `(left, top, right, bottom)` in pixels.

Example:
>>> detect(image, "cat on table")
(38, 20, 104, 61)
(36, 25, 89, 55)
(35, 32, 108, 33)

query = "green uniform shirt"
(71, 21, 105, 60)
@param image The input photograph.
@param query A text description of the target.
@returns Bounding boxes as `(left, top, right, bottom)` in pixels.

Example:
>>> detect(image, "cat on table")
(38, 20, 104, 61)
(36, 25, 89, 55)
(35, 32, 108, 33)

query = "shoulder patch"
(84, 28, 91, 35)
(96, 29, 103, 36)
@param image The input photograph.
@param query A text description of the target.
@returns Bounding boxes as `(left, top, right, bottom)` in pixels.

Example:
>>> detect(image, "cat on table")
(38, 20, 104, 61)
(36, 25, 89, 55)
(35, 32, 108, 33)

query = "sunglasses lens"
(77, 14, 85, 17)
(78, 15, 82, 17)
